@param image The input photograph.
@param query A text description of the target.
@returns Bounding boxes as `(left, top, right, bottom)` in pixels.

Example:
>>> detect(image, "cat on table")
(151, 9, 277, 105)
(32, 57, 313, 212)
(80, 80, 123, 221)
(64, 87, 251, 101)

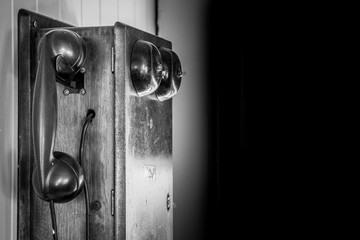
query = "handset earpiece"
(32, 29, 87, 203)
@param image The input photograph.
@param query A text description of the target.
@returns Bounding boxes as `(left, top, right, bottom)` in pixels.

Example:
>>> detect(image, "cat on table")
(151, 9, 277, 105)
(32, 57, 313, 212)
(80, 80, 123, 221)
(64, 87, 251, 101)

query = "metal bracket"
(58, 70, 86, 95)
(166, 193, 171, 211)
(56, 55, 87, 95)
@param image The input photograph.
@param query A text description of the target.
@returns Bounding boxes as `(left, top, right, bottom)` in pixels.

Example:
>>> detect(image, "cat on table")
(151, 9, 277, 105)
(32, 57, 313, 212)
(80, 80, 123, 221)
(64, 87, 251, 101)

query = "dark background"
(204, 2, 328, 238)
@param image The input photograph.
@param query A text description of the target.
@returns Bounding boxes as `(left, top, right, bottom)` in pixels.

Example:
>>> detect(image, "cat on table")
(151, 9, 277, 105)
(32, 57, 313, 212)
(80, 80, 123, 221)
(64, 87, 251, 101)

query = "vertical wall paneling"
(134, 0, 147, 31)
(100, 0, 118, 25)
(82, 0, 100, 27)
(14, 0, 37, 14)
(145, 0, 155, 34)
(10, 0, 17, 239)
(0, 1, 14, 239)
(37, 0, 60, 19)
(10, 0, 17, 240)
(118, 0, 135, 25)
(60, 0, 82, 26)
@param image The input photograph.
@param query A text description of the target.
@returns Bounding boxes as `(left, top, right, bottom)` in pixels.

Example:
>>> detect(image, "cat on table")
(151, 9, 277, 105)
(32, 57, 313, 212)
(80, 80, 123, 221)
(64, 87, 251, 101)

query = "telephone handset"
(32, 28, 86, 203)
(31, 29, 91, 240)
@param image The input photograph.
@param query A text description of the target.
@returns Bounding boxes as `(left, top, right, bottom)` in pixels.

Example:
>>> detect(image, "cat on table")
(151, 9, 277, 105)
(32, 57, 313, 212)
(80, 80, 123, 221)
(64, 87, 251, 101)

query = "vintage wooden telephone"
(18, 9, 181, 240)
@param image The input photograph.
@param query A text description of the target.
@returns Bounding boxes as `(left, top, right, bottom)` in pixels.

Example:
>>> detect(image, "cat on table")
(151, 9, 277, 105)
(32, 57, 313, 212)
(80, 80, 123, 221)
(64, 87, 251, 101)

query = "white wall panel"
(0, 0, 14, 238)
(118, 0, 135, 25)
(0, 0, 16, 239)
(145, 0, 155, 34)
(15, 0, 36, 12)
(134, 0, 147, 31)
(60, 0, 82, 26)
(38, 0, 60, 19)
(101, 0, 118, 25)
(82, 0, 100, 26)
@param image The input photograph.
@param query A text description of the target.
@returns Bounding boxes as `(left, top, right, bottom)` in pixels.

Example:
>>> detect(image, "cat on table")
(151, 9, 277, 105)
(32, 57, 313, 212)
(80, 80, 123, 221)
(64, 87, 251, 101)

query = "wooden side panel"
(123, 25, 173, 240)
(114, 23, 174, 240)
(114, 22, 126, 240)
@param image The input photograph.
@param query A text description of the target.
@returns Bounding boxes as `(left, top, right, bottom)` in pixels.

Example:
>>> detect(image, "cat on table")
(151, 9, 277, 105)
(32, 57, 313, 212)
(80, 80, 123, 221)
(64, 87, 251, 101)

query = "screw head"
(91, 201, 101, 211)
(80, 68, 86, 73)
(79, 89, 86, 95)
(33, 21, 37, 28)
(177, 70, 184, 78)
(63, 89, 70, 96)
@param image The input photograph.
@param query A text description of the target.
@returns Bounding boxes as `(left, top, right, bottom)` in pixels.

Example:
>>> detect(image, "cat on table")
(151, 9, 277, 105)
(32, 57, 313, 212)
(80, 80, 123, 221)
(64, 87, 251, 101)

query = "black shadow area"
(203, 2, 320, 239)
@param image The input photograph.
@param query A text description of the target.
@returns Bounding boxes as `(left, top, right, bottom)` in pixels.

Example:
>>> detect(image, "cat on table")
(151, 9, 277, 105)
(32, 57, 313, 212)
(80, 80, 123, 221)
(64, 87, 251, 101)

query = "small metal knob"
(79, 88, 86, 95)
(63, 88, 70, 96)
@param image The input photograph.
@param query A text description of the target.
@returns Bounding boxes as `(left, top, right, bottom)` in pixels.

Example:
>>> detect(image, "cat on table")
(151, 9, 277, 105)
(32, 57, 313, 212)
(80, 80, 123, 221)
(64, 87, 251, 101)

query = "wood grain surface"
(21, 20, 116, 239)
(19, 11, 173, 239)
